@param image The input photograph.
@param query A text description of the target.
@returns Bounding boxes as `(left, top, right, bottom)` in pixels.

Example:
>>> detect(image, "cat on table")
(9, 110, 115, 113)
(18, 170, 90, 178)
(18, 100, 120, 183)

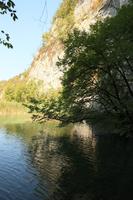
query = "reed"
(0, 101, 30, 117)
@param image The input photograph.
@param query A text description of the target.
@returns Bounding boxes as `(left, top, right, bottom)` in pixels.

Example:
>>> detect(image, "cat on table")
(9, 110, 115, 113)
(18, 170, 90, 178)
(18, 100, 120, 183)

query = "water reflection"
(29, 123, 97, 200)
(0, 121, 133, 200)
(29, 123, 133, 200)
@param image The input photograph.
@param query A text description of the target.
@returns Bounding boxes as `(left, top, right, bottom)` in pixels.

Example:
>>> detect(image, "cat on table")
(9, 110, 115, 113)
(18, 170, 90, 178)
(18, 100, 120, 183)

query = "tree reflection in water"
(29, 123, 133, 200)
(2, 122, 133, 200)
(29, 123, 97, 200)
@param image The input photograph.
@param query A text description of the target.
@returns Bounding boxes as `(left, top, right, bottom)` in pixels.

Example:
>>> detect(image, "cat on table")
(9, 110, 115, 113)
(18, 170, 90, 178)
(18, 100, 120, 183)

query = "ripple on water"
(0, 122, 132, 200)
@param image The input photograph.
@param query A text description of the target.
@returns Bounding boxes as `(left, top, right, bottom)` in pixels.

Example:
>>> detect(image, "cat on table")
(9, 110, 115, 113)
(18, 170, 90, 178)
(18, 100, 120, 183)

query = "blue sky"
(0, 0, 62, 80)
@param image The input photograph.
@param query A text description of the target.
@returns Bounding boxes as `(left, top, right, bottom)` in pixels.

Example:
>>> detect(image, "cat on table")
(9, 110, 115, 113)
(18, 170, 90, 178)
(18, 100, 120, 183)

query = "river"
(0, 118, 132, 200)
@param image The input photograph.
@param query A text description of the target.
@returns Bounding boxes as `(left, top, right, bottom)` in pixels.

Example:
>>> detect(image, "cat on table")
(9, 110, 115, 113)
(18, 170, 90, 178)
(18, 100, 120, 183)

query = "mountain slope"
(24, 0, 129, 91)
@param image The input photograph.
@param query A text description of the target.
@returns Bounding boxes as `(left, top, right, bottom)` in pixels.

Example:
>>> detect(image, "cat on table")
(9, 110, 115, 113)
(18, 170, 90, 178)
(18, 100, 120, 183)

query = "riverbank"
(86, 112, 133, 137)
(0, 100, 131, 137)
(0, 101, 31, 124)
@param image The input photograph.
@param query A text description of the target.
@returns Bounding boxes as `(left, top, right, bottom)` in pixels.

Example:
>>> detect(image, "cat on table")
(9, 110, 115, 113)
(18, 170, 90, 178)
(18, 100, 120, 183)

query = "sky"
(0, 0, 62, 80)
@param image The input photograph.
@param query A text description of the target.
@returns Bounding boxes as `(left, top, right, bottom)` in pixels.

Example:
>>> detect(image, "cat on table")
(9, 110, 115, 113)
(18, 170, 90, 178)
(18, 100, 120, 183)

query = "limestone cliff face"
(28, 41, 63, 90)
(74, 0, 128, 30)
(28, 0, 128, 91)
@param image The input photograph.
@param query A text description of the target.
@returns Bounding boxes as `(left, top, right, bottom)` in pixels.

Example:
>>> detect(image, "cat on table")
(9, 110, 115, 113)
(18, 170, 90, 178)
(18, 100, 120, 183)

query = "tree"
(27, 1, 133, 134)
(56, 2, 133, 127)
(4, 80, 40, 103)
(0, 0, 18, 48)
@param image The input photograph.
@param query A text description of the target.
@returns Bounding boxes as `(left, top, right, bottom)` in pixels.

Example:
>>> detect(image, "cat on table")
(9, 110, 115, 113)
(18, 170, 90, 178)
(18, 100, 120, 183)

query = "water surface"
(0, 120, 132, 200)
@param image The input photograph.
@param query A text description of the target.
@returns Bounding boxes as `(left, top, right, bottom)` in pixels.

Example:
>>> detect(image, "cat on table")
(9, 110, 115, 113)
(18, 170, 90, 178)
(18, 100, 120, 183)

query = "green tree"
(4, 80, 39, 104)
(0, 0, 17, 48)
(28, 1, 133, 134)
(26, 90, 67, 122)
(56, 2, 133, 127)
(52, 0, 78, 40)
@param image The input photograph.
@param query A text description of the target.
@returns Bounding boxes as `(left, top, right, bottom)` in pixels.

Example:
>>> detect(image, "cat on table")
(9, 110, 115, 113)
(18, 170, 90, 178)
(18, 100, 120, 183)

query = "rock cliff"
(28, 0, 128, 91)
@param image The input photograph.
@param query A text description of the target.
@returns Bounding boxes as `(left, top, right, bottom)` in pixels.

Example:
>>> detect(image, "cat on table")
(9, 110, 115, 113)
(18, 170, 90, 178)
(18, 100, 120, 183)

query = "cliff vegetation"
(27, 1, 133, 136)
(42, 0, 78, 44)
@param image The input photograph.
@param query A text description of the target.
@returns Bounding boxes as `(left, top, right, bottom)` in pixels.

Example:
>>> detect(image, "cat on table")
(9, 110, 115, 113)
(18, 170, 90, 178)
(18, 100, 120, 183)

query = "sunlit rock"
(28, 0, 128, 91)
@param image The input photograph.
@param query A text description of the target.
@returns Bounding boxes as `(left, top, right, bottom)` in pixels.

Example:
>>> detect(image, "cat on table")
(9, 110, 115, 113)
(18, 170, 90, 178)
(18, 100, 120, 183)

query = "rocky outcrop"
(28, 41, 63, 91)
(28, 0, 128, 91)
(74, 0, 128, 30)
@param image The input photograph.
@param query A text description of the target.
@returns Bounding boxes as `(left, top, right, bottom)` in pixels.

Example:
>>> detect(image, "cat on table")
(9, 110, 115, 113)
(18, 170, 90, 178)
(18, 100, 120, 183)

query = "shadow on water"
(28, 123, 133, 200)
(1, 121, 133, 200)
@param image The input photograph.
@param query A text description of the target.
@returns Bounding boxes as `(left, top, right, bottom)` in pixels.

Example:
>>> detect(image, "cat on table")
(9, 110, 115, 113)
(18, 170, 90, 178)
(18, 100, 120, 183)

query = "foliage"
(56, 2, 133, 127)
(4, 79, 40, 104)
(0, 100, 29, 116)
(28, 2, 133, 134)
(42, 32, 52, 45)
(53, 0, 78, 20)
(0, 0, 18, 48)
(42, 0, 78, 44)
(25, 90, 69, 122)
(54, 0, 78, 40)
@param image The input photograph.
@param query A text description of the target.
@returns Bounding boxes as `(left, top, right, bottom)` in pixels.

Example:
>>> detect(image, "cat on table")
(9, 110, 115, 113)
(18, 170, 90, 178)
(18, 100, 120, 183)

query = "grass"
(0, 101, 31, 119)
